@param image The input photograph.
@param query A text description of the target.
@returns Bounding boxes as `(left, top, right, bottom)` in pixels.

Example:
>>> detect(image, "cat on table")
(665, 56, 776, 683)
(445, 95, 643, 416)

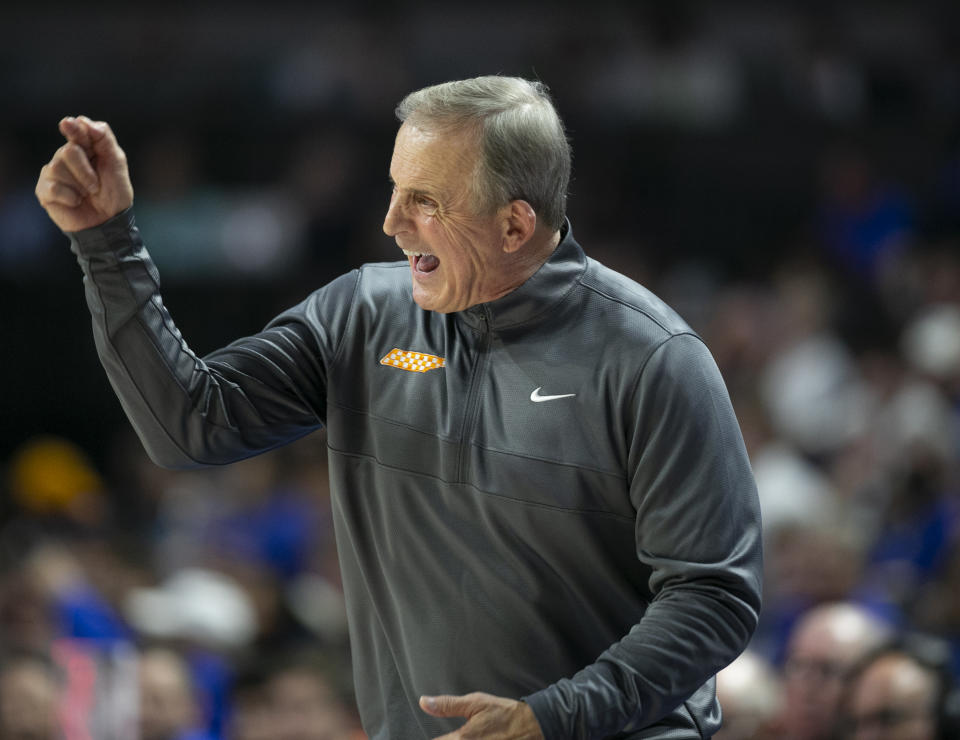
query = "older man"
(36, 76, 761, 739)
(777, 602, 892, 740)
(838, 636, 960, 740)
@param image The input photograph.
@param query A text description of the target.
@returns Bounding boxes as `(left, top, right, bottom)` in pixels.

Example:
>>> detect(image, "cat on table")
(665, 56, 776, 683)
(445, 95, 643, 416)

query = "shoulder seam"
(629, 331, 705, 402)
(579, 274, 682, 338)
(626, 332, 708, 492)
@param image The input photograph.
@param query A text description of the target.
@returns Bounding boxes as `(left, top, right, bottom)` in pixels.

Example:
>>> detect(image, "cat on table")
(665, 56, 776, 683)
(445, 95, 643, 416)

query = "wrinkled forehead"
(390, 123, 481, 189)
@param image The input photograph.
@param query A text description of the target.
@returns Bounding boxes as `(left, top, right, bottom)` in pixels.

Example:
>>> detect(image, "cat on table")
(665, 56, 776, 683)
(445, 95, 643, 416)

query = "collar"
(457, 220, 586, 332)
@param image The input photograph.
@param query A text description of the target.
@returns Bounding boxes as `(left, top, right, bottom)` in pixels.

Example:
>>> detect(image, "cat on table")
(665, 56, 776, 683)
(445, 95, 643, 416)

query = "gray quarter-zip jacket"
(69, 211, 762, 739)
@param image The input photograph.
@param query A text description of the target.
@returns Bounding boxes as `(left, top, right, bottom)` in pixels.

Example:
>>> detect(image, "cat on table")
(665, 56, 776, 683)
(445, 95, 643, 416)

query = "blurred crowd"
(702, 171, 960, 738)
(0, 431, 363, 739)
(1, 2, 960, 739)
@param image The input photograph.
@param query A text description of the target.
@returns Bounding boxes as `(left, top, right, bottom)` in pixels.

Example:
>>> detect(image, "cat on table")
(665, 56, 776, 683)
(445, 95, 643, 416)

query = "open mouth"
(402, 249, 440, 274)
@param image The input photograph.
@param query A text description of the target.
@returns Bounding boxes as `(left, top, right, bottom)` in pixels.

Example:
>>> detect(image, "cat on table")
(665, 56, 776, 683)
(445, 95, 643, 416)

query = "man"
(36, 76, 762, 739)
(714, 650, 783, 739)
(138, 646, 214, 740)
(837, 637, 960, 740)
(776, 602, 891, 740)
(0, 651, 63, 739)
(265, 653, 363, 740)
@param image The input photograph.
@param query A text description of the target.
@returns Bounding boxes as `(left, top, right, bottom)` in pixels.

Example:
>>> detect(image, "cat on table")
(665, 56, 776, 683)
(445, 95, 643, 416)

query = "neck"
(524, 226, 562, 275)
(487, 227, 561, 302)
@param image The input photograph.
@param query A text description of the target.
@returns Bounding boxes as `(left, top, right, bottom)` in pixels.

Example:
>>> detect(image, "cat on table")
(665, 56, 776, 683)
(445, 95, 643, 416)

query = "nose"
(383, 189, 407, 237)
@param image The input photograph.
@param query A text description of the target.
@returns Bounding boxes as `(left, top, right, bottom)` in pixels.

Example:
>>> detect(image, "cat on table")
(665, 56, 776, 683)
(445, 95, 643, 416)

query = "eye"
(415, 195, 438, 214)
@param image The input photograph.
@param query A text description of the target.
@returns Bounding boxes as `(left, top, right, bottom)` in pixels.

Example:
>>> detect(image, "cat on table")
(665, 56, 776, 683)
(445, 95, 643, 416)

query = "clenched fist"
(35, 115, 134, 233)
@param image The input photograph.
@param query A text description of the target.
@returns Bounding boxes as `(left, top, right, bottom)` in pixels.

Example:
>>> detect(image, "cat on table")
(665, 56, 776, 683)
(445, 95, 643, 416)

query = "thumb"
(420, 693, 483, 718)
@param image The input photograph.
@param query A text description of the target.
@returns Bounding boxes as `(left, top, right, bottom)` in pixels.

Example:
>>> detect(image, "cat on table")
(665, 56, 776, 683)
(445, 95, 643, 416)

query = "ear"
(500, 200, 537, 254)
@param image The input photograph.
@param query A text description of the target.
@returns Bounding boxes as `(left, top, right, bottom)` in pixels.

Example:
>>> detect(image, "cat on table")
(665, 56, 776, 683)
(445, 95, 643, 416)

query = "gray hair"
(395, 76, 571, 231)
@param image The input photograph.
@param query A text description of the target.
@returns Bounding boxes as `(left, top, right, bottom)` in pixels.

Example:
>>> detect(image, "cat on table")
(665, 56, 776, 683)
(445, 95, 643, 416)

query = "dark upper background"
(2, 0, 958, 462)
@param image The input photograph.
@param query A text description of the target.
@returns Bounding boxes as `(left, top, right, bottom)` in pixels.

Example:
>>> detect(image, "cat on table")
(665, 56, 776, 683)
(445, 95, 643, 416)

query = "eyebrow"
(389, 176, 438, 202)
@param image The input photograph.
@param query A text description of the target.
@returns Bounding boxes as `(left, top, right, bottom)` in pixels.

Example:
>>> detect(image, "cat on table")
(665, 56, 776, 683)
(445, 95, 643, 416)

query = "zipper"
(456, 305, 493, 483)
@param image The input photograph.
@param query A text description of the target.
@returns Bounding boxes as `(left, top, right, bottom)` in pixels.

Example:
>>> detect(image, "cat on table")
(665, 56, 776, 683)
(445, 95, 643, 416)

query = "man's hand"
(420, 692, 545, 740)
(35, 115, 134, 232)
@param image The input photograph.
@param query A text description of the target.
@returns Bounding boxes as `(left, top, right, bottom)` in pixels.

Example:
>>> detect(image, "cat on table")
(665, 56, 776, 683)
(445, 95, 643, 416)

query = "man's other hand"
(35, 116, 134, 232)
(420, 692, 545, 740)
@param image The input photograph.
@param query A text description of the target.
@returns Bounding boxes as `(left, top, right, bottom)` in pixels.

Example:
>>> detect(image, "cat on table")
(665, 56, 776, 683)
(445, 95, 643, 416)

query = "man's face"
(383, 123, 509, 313)
(0, 662, 60, 738)
(782, 613, 872, 740)
(846, 655, 938, 740)
(138, 650, 195, 740)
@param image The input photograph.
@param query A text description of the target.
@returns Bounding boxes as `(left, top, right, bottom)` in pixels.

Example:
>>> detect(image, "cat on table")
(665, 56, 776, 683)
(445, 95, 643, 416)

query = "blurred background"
(2, 1, 959, 738)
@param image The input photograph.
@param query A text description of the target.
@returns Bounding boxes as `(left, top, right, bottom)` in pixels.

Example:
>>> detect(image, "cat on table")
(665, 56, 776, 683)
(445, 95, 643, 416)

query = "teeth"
(401, 249, 432, 258)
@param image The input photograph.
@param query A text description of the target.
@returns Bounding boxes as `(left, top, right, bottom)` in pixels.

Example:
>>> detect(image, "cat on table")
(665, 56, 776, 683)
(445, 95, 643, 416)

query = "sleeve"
(524, 332, 763, 738)
(68, 208, 359, 469)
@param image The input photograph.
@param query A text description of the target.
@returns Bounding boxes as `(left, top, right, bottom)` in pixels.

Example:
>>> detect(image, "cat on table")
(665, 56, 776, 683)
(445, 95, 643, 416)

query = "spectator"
(0, 650, 63, 740)
(913, 537, 960, 677)
(266, 653, 362, 740)
(227, 652, 362, 740)
(225, 663, 272, 740)
(776, 602, 891, 740)
(715, 650, 783, 740)
(815, 146, 914, 286)
(138, 645, 215, 740)
(836, 635, 960, 740)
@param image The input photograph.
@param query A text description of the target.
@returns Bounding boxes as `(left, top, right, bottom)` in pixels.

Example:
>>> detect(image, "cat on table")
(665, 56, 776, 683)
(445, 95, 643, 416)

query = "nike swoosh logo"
(530, 387, 576, 403)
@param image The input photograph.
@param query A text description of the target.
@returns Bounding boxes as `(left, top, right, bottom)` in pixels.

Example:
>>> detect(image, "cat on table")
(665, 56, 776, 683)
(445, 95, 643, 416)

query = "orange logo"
(380, 348, 446, 373)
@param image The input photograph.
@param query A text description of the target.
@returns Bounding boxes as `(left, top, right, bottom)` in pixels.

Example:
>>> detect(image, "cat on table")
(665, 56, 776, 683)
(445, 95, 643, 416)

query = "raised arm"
(36, 117, 347, 468)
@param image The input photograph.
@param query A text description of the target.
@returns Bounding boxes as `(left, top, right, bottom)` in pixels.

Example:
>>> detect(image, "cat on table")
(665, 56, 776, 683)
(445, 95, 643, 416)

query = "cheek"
(421, 221, 472, 270)
(440, 218, 493, 264)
